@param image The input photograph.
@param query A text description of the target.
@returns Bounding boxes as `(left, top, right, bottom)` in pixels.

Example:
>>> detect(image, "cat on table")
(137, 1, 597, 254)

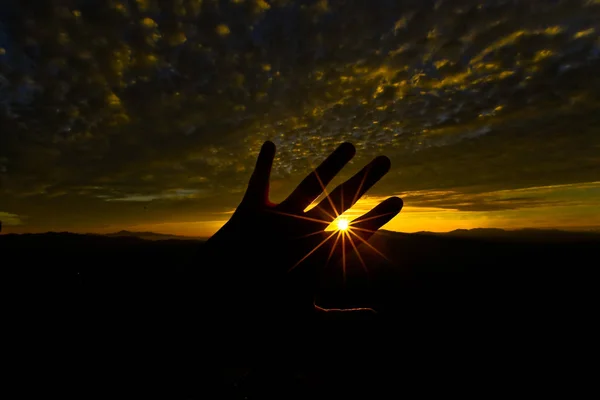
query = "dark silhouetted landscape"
(4, 228, 596, 398)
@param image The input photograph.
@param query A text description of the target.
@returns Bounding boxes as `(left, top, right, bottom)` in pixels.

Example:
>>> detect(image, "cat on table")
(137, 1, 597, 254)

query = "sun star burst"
(336, 218, 349, 231)
(283, 170, 389, 278)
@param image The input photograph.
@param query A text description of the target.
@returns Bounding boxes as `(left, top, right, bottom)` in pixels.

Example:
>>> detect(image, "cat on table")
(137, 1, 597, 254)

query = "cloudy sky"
(1, 0, 600, 236)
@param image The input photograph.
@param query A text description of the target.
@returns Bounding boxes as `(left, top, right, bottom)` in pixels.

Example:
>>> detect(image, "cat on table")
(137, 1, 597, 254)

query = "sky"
(1, 0, 600, 237)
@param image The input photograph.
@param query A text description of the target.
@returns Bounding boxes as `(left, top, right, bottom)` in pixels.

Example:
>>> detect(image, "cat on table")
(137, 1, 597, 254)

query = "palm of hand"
(200, 141, 403, 321)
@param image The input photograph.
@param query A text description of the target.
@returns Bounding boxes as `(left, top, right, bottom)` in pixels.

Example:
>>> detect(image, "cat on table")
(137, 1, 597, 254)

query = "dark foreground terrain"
(3, 229, 597, 398)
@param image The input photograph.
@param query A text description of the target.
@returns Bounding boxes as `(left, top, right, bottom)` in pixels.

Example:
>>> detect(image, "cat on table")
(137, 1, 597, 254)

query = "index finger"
(242, 141, 276, 205)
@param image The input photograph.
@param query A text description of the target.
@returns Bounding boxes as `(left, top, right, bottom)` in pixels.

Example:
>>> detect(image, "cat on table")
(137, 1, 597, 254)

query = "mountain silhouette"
(414, 227, 600, 242)
(104, 230, 206, 241)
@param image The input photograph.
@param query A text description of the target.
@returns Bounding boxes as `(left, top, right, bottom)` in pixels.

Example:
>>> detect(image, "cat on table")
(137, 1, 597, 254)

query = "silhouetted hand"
(188, 141, 402, 327)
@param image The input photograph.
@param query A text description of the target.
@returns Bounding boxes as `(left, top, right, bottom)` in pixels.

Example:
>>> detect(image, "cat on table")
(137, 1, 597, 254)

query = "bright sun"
(336, 218, 350, 231)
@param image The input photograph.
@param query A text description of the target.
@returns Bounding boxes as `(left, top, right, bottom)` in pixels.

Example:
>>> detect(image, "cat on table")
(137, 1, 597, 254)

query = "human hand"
(192, 141, 403, 324)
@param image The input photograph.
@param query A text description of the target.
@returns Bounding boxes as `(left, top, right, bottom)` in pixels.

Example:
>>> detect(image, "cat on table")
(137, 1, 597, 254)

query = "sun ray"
(326, 231, 342, 265)
(288, 230, 338, 272)
(295, 230, 328, 239)
(270, 210, 331, 225)
(350, 211, 400, 226)
(340, 186, 344, 216)
(341, 230, 346, 283)
(311, 205, 338, 223)
(345, 231, 368, 274)
(348, 226, 378, 234)
(312, 167, 340, 218)
(348, 230, 390, 262)
(351, 165, 370, 207)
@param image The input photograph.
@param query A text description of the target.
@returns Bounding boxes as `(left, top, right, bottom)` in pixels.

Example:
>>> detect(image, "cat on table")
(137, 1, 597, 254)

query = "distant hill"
(104, 230, 206, 241)
(3, 228, 600, 242)
(405, 228, 600, 242)
(5, 228, 600, 242)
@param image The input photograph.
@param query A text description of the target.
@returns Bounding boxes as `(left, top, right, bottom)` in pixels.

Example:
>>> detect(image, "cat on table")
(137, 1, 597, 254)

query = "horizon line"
(3, 226, 600, 238)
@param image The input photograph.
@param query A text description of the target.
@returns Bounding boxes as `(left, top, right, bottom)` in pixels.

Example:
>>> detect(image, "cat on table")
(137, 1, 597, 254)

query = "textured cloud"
(0, 211, 22, 226)
(395, 182, 600, 212)
(1, 0, 599, 234)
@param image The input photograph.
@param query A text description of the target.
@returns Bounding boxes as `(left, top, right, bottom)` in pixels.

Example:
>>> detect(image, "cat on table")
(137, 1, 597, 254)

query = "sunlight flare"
(336, 218, 350, 231)
(282, 169, 391, 276)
